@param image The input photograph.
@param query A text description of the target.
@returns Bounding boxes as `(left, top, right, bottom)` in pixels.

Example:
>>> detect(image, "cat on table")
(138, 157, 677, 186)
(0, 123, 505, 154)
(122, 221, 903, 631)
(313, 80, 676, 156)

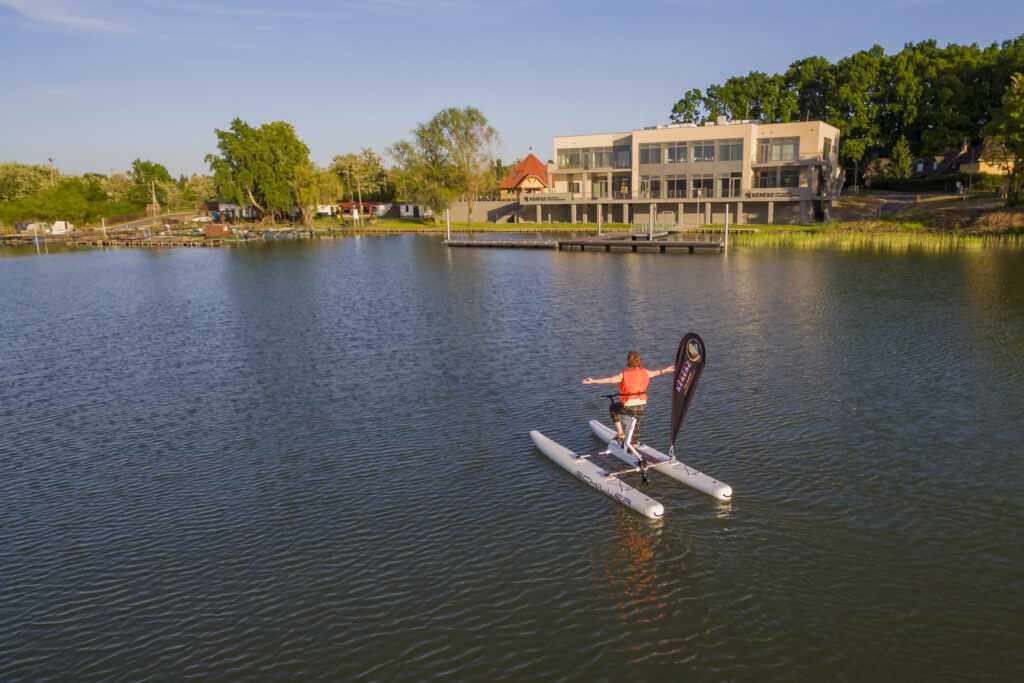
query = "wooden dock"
(558, 238, 722, 253)
(67, 239, 224, 248)
(444, 233, 723, 254)
(445, 239, 557, 249)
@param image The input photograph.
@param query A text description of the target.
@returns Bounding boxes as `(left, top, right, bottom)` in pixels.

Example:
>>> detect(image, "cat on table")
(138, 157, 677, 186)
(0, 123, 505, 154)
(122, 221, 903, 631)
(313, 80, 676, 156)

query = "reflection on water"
(598, 514, 667, 627)
(735, 232, 1024, 253)
(1, 237, 1023, 681)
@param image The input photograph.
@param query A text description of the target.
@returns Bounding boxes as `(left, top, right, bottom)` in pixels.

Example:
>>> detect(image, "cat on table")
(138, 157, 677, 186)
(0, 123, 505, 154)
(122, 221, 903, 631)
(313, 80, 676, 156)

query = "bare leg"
(610, 404, 625, 441)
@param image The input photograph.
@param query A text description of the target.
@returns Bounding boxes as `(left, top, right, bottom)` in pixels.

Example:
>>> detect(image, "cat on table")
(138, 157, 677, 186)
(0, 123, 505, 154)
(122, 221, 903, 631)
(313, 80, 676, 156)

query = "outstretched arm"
(647, 365, 674, 379)
(582, 372, 623, 385)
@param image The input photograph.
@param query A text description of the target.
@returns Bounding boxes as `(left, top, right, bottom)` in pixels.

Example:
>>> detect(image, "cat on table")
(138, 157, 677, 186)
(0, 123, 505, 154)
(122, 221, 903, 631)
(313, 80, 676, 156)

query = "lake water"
(2, 236, 1022, 681)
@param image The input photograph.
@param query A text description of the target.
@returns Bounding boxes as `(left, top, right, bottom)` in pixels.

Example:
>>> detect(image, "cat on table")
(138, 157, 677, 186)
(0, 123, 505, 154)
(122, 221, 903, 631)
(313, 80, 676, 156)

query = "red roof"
(499, 153, 550, 190)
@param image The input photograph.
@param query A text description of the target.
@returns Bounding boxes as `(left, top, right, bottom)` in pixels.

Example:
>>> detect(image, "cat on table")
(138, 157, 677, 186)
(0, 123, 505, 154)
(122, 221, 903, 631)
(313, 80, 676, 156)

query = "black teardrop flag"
(670, 333, 706, 450)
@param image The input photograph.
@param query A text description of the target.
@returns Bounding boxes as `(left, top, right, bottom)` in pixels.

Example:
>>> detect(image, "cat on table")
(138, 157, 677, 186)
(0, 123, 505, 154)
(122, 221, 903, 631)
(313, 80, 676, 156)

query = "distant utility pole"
(150, 180, 161, 215)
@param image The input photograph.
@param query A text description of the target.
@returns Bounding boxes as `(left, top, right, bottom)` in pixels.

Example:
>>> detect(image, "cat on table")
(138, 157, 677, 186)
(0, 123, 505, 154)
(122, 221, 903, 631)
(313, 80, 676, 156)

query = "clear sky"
(2, 0, 1022, 177)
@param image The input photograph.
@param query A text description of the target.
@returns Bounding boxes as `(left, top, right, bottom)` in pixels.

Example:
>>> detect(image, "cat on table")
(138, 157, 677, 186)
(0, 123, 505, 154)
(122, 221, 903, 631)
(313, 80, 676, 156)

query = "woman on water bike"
(582, 351, 674, 444)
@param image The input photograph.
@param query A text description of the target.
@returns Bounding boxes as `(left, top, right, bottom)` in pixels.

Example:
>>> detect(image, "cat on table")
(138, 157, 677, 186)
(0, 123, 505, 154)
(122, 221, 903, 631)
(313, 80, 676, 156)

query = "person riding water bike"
(582, 351, 674, 444)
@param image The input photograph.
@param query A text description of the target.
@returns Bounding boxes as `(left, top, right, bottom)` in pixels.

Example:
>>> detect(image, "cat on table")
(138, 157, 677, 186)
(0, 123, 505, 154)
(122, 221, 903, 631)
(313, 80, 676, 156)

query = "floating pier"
(558, 238, 722, 253)
(444, 231, 725, 254)
(445, 239, 557, 249)
(68, 239, 224, 248)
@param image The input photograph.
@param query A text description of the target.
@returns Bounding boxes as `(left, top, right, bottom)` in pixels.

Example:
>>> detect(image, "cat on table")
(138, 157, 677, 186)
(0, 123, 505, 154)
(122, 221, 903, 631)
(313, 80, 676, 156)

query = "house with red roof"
(499, 153, 550, 201)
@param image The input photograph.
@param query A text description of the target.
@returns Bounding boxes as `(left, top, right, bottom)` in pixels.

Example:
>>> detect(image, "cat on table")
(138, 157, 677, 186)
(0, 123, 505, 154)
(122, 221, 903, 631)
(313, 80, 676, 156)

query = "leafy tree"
(331, 148, 387, 203)
(785, 56, 835, 121)
(986, 73, 1024, 205)
(389, 119, 459, 219)
(670, 89, 706, 123)
(291, 161, 319, 226)
(315, 167, 342, 204)
(890, 136, 914, 179)
(0, 163, 53, 201)
(831, 46, 886, 164)
(669, 34, 1024, 168)
(127, 159, 173, 207)
(183, 174, 217, 205)
(432, 106, 498, 226)
(101, 173, 134, 202)
(205, 118, 313, 222)
(390, 107, 500, 223)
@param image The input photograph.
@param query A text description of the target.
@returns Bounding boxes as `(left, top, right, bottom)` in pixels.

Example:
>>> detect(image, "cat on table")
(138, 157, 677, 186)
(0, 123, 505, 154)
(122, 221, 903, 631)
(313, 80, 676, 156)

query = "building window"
(666, 176, 687, 198)
(639, 175, 661, 199)
(718, 139, 743, 162)
(666, 143, 688, 164)
(558, 149, 582, 168)
(758, 137, 799, 163)
(613, 146, 631, 168)
(569, 181, 581, 194)
(780, 168, 800, 187)
(639, 144, 662, 165)
(823, 138, 832, 161)
(719, 172, 742, 197)
(592, 177, 608, 198)
(756, 168, 778, 188)
(613, 175, 631, 199)
(693, 142, 715, 162)
(692, 175, 714, 198)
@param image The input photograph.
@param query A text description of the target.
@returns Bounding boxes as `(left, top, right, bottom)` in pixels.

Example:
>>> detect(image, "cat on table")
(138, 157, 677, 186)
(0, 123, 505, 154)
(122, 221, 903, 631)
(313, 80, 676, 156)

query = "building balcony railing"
(551, 160, 632, 172)
(753, 152, 833, 166)
(526, 190, 765, 202)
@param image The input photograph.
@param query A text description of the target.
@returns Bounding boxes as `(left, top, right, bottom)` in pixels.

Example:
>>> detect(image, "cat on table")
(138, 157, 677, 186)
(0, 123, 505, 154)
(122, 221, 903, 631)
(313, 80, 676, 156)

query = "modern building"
(522, 118, 842, 225)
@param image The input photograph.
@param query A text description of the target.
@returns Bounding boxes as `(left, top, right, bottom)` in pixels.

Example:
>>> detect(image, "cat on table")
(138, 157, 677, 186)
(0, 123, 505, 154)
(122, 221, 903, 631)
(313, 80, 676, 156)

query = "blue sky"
(2, 0, 1022, 176)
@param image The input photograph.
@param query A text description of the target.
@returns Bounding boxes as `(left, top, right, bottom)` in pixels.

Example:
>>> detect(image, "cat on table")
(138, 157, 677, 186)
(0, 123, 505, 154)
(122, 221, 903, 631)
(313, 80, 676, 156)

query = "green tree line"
(205, 107, 501, 225)
(670, 35, 1024, 166)
(0, 160, 217, 228)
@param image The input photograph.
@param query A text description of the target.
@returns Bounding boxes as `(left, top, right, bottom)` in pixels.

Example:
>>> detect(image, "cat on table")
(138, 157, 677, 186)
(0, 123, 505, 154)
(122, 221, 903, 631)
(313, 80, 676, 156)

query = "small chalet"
(499, 153, 550, 201)
(339, 201, 383, 218)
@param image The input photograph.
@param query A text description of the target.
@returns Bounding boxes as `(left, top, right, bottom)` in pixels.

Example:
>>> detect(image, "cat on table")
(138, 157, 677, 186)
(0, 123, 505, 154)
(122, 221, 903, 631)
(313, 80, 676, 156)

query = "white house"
(397, 203, 432, 219)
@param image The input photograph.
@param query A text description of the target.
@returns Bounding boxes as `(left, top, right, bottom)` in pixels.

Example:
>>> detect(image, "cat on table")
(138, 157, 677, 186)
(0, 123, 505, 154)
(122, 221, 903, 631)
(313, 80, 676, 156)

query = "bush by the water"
(0, 176, 145, 227)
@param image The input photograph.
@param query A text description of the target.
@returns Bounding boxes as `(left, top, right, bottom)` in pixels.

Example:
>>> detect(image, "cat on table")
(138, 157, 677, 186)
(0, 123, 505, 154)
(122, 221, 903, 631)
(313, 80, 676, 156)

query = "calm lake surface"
(2, 236, 1022, 681)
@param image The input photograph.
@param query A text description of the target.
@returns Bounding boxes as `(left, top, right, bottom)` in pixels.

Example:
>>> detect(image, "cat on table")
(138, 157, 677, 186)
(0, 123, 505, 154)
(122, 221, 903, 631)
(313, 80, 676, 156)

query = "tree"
(331, 148, 387, 204)
(670, 89, 706, 123)
(785, 56, 835, 121)
(101, 173, 134, 202)
(183, 174, 217, 206)
(672, 35, 1024, 168)
(205, 118, 313, 222)
(291, 161, 318, 226)
(0, 163, 53, 201)
(432, 107, 498, 226)
(890, 136, 914, 178)
(128, 159, 174, 208)
(986, 73, 1024, 205)
(315, 167, 342, 204)
(389, 120, 459, 220)
(389, 107, 499, 223)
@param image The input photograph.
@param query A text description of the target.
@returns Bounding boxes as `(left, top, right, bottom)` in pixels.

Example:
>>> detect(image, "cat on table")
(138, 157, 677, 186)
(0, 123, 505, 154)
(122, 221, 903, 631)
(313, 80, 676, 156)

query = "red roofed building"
(499, 153, 550, 201)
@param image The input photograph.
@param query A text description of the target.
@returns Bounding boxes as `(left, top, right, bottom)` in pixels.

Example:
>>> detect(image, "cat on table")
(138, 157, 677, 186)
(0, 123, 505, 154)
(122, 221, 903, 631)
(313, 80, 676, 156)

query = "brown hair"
(626, 351, 642, 368)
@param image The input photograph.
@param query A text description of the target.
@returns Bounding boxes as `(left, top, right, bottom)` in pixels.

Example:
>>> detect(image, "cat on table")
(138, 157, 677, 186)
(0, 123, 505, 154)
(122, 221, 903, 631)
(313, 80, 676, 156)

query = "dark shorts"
(609, 402, 646, 420)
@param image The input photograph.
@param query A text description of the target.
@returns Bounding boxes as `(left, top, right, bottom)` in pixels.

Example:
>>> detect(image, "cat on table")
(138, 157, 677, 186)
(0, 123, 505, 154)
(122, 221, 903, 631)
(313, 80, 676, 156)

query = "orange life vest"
(619, 367, 650, 405)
